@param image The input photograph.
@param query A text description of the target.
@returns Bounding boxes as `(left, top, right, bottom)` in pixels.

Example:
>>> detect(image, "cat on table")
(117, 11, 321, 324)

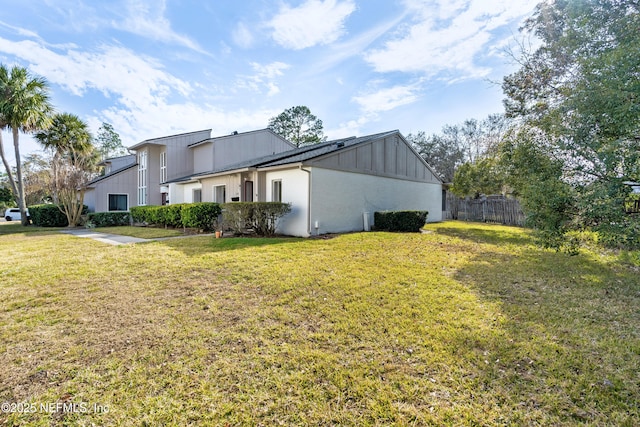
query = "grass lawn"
(0, 221, 638, 425)
(93, 226, 186, 239)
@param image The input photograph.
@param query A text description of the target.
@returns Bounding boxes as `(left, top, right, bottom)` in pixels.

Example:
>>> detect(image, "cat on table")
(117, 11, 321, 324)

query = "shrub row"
(30, 204, 88, 227)
(374, 210, 428, 232)
(222, 202, 291, 236)
(87, 212, 131, 227)
(130, 203, 222, 231)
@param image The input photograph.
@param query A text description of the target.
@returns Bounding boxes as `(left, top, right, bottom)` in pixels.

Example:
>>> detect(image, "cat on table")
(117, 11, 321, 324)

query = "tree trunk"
(0, 131, 19, 199)
(12, 128, 29, 226)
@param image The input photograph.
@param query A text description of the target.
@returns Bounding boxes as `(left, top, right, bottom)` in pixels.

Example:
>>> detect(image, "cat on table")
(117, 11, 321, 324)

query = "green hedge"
(87, 212, 131, 227)
(130, 203, 221, 231)
(374, 211, 428, 232)
(30, 204, 88, 227)
(181, 203, 223, 231)
(222, 202, 291, 236)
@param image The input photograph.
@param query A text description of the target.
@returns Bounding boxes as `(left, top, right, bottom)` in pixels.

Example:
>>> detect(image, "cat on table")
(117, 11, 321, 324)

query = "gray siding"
(308, 134, 441, 184)
(86, 166, 138, 212)
(163, 130, 211, 182)
(191, 129, 295, 174)
(146, 145, 163, 206)
(105, 155, 135, 173)
(192, 144, 213, 174)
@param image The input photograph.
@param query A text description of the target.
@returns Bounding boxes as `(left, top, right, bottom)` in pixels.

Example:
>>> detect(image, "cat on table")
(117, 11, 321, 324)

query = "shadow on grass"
(0, 222, 64, 236)
(157, 234, 305, 256)
(430, 221, 535, 246)
(451, 239, 640, 423)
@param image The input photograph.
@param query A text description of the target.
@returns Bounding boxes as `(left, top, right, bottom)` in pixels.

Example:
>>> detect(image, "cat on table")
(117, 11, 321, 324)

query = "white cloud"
(98, 102, 278, 147)
(0, 37, 191, 106)
(112, 0, 208, 54)
(232, 22, 254, 49)
(236, 61, 290, 96)
(0, 35, 285, 147)
(268, 0, 356, 50)
(352, 82, 421, 114)
(364, 0, 535, 78)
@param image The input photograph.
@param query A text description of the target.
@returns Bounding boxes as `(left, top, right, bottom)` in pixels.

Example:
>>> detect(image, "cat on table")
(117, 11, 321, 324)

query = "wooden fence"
(443, 193, 526, 226)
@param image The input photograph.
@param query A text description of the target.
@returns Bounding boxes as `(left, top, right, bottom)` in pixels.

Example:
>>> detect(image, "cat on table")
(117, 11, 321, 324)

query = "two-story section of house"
(86, 128, 295, 213)
(169, 129, 296, 205)
(127, 129, 213, 207)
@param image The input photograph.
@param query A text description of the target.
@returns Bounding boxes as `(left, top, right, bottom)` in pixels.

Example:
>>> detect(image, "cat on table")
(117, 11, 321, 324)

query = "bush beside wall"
(87, 212, 131, 227)
(374, 211, 428, 232)
(181, 203, 223, 232)
(222, 202, 291, 236)
(130, 203, 221, 231)
(30, 204, 88, 227)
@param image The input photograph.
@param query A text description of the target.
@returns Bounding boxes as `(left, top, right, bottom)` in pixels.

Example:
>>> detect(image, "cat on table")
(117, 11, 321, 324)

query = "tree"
(34, 113, 97, 226)
(409, 113, 510, 184)
(0, 64, 53, 225)
(503, 0, 640, 248)
(96, 122, 127, 159)
(0, 174, 13, 213)
(21, 153, 51, 206)
(500, 127, 577, 250)
(268, 106, 325, 147)
(451, 157, 506, 198)
(406, 131, 464, 182)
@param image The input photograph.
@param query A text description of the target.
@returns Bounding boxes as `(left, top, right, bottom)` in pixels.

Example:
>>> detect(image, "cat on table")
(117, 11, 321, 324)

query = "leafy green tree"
(406, 131, 464, 182)
(34, 113, 97, 226)
(0, 186, 11, 204)
(503, 0, 640, 248)
(268, 105, 325, 148)
(0, 174, 13, 213)
(451, 157, 506, 198)
(500, 127, 577, 250)
(21, 153, 51, 206)
(96, 122, 127, 159)
(0, 64, 53, 225)
(409, 113, 510, 183)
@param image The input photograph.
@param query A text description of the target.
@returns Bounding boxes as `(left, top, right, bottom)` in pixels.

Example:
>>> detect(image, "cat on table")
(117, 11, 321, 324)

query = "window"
(213, 185, 226, 203)
(108, 194, 128, 211)
(160, 151, 167, 184)
(272, 180, 282, 202)
(137, 150, 147, 206)
(193, 188, 202, 203)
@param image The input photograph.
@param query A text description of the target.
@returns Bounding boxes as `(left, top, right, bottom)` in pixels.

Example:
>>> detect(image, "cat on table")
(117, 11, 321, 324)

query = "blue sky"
(0, 0, 537, 164)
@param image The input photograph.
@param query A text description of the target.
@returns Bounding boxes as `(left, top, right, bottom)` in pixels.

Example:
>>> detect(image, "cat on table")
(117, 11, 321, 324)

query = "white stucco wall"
(171, 182, 202, 204)
(264, 168, 309, 237)
(309, 167, 442, 235)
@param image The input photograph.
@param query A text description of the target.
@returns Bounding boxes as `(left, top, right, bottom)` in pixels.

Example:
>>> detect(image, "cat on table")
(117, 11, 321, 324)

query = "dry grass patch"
(0, 222, 638, 425)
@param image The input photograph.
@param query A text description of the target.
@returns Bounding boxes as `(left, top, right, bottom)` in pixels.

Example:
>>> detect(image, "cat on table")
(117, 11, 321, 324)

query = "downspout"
(299, 165, 312, 236)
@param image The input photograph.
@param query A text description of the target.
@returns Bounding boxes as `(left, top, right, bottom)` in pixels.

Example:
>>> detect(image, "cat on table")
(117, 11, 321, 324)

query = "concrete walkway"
(60, 229, 151, 245)
(60, 228, 217, 246)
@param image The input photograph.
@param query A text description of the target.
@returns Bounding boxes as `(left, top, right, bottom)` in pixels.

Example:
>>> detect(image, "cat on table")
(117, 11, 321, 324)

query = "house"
(168, 130, 443, 237)
(86, 128, 443, 237)
(84, 154, 137, 213)
(85, 128, 295, 212)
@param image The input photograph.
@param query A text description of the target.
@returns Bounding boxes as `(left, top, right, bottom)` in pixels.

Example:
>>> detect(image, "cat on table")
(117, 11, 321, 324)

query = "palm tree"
(0, 64, 53, 225)
(35, 113, 96, 226)
(35, 112, 93, 156)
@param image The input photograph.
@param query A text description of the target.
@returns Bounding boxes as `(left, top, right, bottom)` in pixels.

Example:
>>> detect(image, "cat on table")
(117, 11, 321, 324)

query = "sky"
(0, 0, 537, 165)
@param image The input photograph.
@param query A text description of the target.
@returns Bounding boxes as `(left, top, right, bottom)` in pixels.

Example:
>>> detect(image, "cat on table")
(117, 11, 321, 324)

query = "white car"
(4, 208, 29, 221)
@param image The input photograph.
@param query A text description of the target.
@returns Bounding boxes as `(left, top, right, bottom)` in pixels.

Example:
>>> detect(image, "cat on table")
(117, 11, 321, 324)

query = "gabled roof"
(187, 128, 292, 149)
(86, 162, 138, 186)
(166, 130, 399, 183)
(128, 129, 212, 150)
(97, 154, 135, 167)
